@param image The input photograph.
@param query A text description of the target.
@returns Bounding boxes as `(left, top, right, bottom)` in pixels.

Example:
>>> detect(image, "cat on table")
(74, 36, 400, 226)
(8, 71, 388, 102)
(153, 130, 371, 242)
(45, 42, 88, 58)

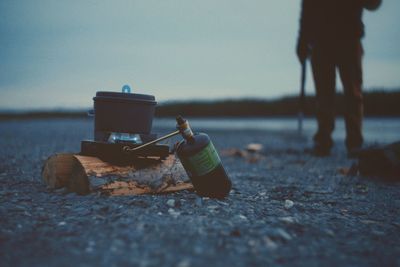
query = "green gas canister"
(175, 116, 232, 198)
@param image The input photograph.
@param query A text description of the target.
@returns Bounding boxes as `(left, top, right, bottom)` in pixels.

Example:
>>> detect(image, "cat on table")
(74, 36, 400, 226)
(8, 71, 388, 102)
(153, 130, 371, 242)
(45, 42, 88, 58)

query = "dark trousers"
(311, 40, 364, 150)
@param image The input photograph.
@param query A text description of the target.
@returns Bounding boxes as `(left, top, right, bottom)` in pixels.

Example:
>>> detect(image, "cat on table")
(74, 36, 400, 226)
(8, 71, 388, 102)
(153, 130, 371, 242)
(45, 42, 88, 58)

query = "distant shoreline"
(0, 114, 399, 121)
(1, 90, 399, 120)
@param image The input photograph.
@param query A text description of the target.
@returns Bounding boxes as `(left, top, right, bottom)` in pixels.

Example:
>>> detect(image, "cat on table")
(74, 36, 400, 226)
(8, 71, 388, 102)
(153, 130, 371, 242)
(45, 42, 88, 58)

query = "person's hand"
(296, 38, 309, 63)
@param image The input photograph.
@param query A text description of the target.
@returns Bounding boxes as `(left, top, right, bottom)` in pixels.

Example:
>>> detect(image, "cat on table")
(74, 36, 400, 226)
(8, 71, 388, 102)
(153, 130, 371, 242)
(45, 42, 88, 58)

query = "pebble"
(279, 216, 296, 224)
(168, 208, 180, 219)
(264, 236, 278, 250)
(167, 199, 176, 208)
(284, 199, 294, 209)
(276, 228, 292, 241)
(177, 259, 191, 267)
(372, 230, 385, 236)
(325, 229, 335, 237)
(246, 143, 263, 153)
(217, 200, 229, 206)
(58, 221, 67, 226)
(207, 205, 218, 211)
(248, 239, 257, 247)
(238, 214, 248, 221)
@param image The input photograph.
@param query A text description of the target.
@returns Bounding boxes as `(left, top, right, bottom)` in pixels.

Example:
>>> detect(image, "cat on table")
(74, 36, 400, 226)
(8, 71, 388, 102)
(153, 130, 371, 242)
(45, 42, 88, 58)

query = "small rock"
(248, 239, 257, 247)
(58, 221, 67, 226)
(325, 229, 335, 237)
(264, 236, 278, 250)
(177, 259, 191, 267)
(168, 208, 180, 219)
(246, 143, 263, 153)
(279, 216, 296, 224)
(207, 205, 218, 211)
(217, 200, 229, 206)
(238, 214, 248, 221)
(85, 241, 96, 253)
(284, 200, 294, 209)
(276, 228, 292, 241)
(167, 199, 176, 208)
(372, 230, 385, 236)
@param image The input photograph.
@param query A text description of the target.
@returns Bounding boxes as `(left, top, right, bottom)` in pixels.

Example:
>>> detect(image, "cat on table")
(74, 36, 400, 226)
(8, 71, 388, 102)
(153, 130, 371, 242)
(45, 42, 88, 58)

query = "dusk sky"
(0, 0, 399, 109)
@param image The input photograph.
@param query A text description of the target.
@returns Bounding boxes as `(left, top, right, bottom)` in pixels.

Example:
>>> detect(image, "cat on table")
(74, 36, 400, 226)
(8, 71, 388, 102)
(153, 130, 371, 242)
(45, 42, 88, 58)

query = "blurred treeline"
(0, 90, 399, 120)
(155, 90, 400, 117)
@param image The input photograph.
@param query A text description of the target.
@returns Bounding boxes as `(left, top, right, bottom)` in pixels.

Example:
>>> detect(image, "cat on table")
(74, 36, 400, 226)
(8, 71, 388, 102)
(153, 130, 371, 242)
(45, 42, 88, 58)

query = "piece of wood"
(246, 143, 263, 153)
(42, 153, 82, 189)
(42, 154, 193, 196)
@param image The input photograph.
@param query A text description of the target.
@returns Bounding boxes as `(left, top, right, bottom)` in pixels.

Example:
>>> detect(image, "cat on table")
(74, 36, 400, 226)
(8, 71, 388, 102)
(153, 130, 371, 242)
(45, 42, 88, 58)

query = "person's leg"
(337, 41, 364, 153)
(311, 44, 336, 154)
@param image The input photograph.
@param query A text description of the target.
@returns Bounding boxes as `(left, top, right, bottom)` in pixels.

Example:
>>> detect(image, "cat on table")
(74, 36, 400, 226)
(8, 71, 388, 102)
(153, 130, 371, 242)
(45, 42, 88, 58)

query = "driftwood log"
(42, 154, 193, 196)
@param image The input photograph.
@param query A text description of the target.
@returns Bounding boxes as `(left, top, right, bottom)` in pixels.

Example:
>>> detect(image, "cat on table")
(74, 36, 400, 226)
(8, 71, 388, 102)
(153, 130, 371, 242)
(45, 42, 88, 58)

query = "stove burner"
(80, 140, 170, 165)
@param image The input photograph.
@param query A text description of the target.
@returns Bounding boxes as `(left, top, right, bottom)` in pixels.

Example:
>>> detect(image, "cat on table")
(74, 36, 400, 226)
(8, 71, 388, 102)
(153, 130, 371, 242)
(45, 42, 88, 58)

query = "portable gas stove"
(80, 85, 170, 165)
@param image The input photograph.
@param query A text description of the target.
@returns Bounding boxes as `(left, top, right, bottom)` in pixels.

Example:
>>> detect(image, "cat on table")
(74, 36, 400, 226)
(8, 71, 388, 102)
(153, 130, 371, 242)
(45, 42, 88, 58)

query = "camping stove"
(80, 85, 169, 164)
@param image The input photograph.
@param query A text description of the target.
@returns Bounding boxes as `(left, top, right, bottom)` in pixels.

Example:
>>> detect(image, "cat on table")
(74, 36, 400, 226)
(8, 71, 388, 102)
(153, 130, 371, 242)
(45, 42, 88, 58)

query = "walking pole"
(298, 60, 307, 134)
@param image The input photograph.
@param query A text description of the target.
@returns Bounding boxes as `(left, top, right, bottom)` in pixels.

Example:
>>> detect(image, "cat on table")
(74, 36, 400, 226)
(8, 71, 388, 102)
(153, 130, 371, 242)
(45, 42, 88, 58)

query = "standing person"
(296, 0, 382, 157)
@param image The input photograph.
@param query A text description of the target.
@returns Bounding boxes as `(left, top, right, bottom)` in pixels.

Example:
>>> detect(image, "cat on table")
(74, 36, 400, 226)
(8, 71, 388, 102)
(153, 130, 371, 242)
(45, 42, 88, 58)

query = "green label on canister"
(186, 142, 221, 176)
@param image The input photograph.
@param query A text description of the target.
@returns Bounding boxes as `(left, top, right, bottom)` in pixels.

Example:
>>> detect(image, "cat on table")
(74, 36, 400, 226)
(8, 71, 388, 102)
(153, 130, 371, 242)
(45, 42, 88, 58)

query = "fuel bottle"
(175, 116, 232, 198)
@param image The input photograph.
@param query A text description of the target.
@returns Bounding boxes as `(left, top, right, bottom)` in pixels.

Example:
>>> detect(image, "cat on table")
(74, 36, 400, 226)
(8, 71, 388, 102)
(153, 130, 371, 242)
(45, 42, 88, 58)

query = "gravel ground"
(0, 118, 399, 267)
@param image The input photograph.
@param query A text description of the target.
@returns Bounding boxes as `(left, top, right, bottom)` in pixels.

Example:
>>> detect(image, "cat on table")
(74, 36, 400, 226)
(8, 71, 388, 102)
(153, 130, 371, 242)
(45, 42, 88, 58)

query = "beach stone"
(246, 143, 263, 153)
(177, 259, 191, 267)
(325, 229, 335, 237)
(238, 214, 248, 221)
(276, 228, 292, 241)
(167, 199, 176, 208)
(279, 216, 296, 224)
(168, 208, 180, 219)
(284, 200, 294, 209)
(207, 205, 218, 211)
(264, 236, 278, 250)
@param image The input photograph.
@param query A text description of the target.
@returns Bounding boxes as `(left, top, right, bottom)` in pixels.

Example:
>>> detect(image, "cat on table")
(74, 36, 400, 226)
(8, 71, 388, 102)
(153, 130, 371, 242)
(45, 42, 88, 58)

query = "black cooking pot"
(93, 90, 157, 141)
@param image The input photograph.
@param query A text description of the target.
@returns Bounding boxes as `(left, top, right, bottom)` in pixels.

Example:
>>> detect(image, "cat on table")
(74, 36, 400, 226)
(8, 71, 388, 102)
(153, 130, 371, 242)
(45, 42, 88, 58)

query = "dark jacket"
(298, 0, 382, 45)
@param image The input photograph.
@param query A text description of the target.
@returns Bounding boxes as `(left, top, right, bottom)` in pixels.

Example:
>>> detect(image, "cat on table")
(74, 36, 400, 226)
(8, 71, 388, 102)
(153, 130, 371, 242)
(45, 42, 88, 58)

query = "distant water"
(153, 117, 400, 144)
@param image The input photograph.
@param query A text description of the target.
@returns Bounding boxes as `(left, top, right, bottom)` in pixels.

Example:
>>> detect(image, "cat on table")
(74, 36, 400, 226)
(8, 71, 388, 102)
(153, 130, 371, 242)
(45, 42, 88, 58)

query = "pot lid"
(95, 91, 155, 101)
(93, 85, 156, 105)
